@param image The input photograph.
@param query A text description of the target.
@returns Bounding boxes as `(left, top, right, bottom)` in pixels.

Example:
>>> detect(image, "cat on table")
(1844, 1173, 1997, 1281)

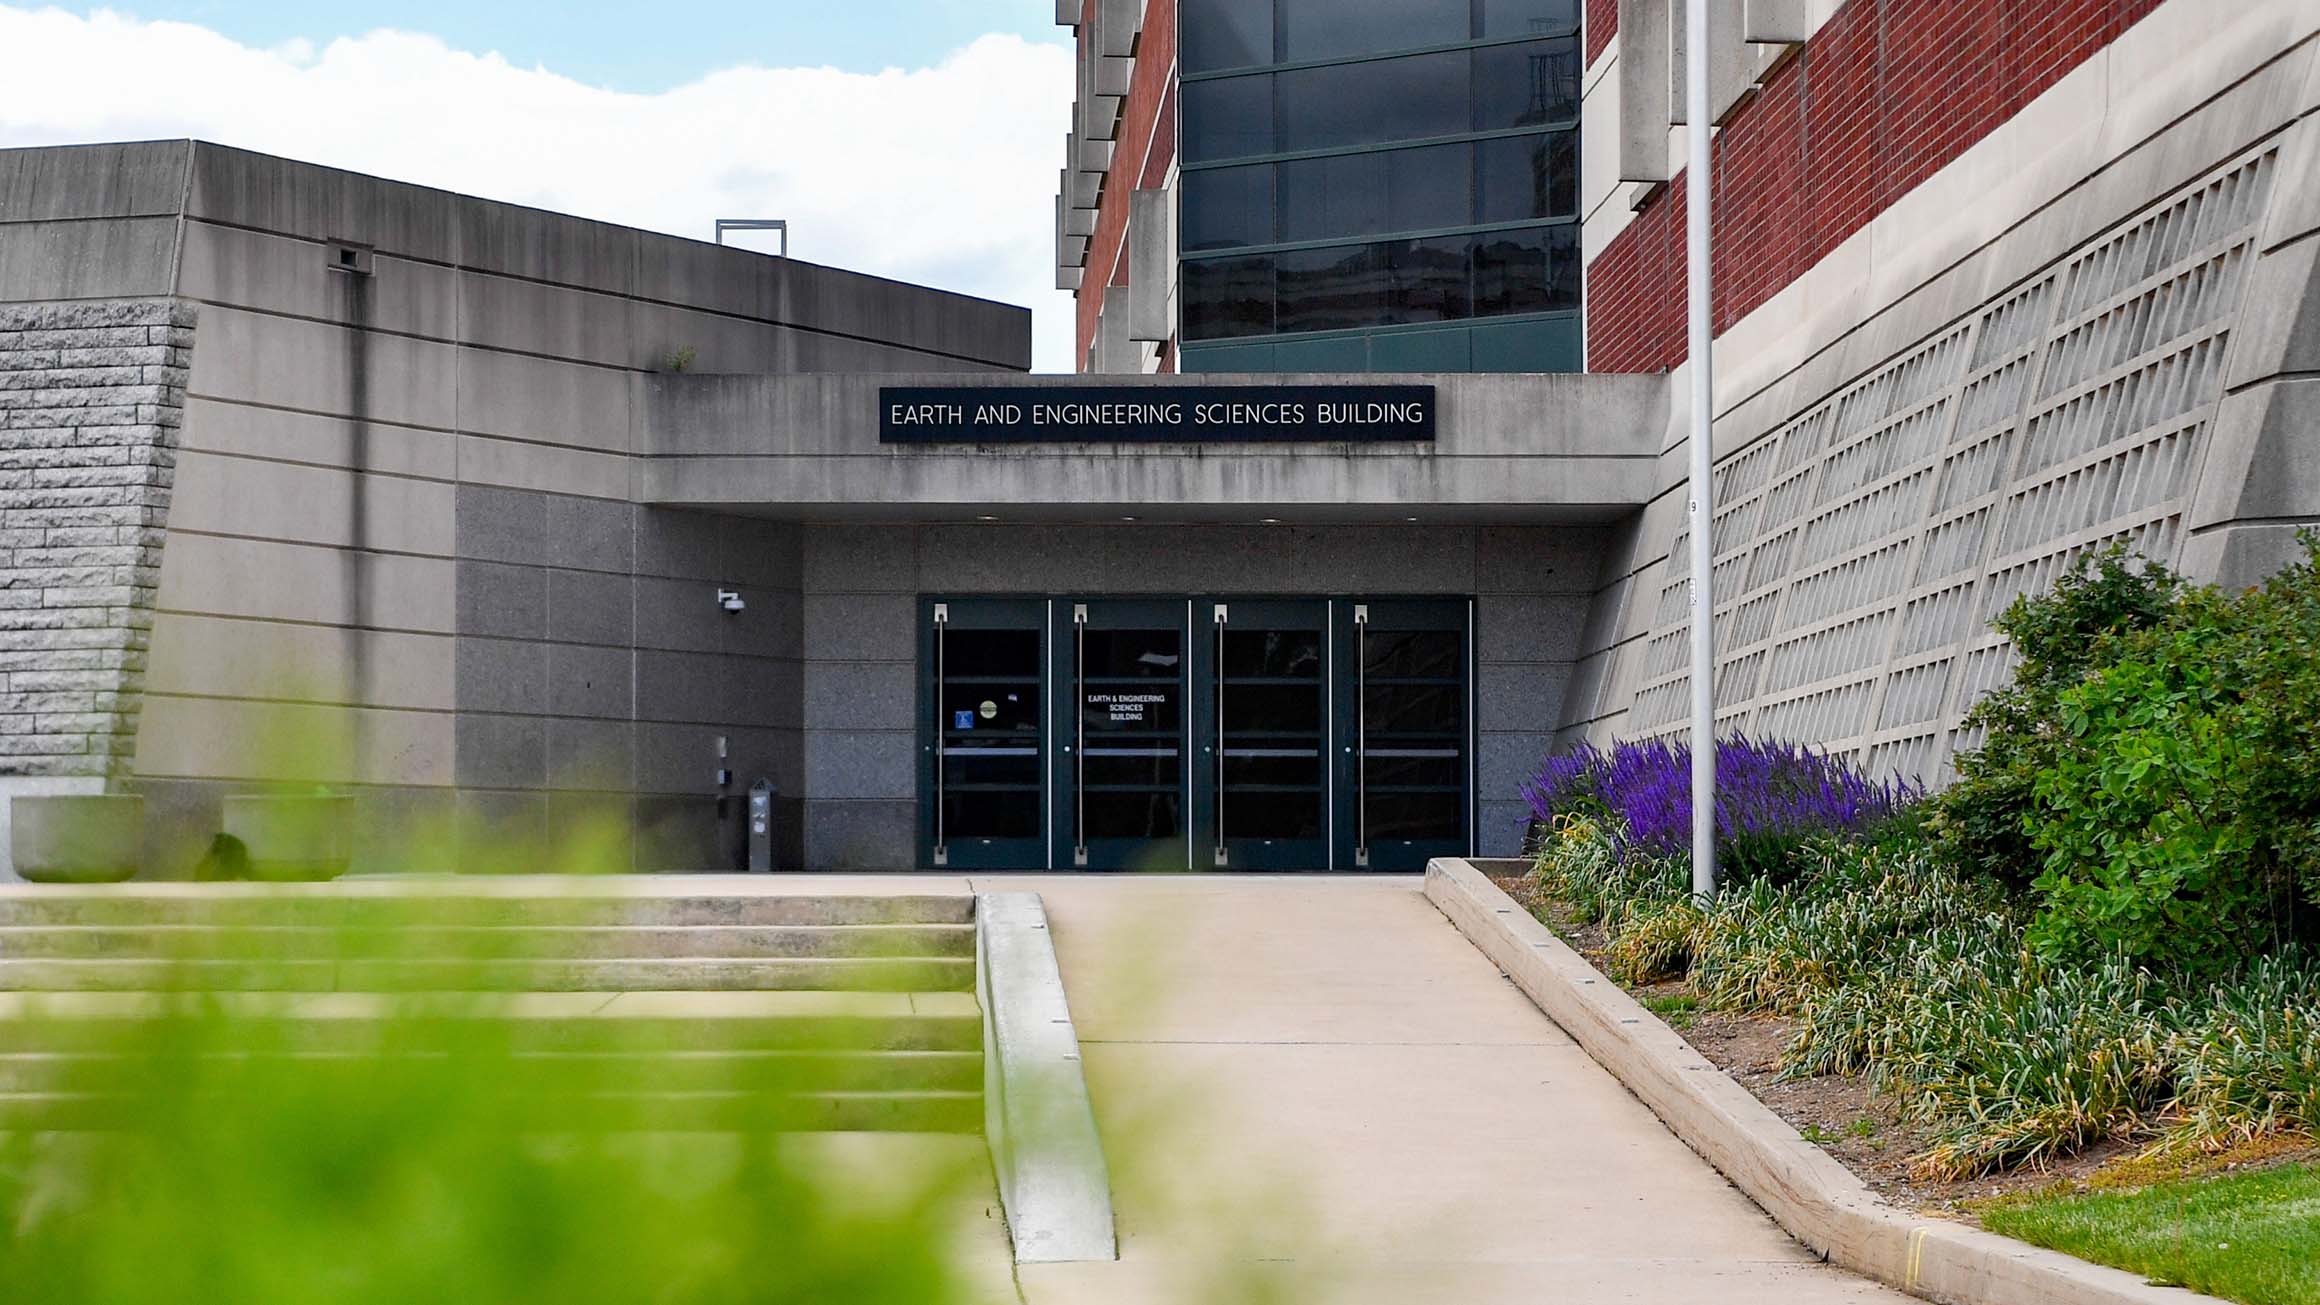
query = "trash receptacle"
(748, 778, 776, 873)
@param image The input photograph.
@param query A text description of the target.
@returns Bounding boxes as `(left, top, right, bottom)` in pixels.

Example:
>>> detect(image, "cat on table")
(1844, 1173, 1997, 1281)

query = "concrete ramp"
(975, 874, 1911, 1305)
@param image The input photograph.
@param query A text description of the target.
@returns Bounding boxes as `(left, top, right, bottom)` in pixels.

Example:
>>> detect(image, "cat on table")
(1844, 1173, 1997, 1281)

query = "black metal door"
(1192, 598, 1333, 870)
(920, 598, 1049, 869)
(1051, 598, 1191, 871)
(1334, 599, 1472, 871)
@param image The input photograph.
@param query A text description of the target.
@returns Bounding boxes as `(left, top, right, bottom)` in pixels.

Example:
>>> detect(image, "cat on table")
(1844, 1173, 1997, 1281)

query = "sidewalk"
(971, 874, 1910, 1304)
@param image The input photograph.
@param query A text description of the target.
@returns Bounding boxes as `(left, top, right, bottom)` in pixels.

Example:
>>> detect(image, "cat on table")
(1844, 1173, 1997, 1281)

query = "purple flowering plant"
(1522, 736, 1922, 885)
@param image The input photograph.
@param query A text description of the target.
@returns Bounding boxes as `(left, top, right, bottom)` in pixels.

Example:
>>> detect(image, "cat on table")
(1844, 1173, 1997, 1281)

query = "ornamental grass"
(1524, 759, 2320, 1181)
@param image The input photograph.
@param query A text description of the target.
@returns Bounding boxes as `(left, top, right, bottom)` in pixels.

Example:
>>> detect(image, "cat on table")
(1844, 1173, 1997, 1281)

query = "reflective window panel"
(1182, 255, 1275, 340)
(1472, 224, 1580, 317)
(1183, 164, 1277, 251)
(1277, 50, 1468, 153)
(1183, 74, 1274, 163)
(1479, 0, 1580, 38)
(1472, 37, 1580, 130)
(1274, 243, 1388, 336)
(1181, 0, 1274, 72)
(1279, 0, 1468, 63)
(1477, 130, 1578, 223)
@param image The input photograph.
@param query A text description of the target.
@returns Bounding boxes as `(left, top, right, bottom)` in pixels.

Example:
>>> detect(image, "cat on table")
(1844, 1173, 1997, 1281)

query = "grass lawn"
(1980, 1163, 2320, 1305)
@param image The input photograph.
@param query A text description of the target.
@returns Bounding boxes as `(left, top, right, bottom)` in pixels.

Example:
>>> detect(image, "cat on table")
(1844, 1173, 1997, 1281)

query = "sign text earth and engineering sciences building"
(878, 384, 1437, 444)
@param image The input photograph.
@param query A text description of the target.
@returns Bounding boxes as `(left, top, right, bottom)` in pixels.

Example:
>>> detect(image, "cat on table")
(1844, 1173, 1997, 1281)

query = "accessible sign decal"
(877, 384, 1436, 444)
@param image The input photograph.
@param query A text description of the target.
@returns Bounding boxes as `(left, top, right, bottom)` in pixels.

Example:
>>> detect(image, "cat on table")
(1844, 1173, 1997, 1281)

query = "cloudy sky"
(0, 3, 1080, 369)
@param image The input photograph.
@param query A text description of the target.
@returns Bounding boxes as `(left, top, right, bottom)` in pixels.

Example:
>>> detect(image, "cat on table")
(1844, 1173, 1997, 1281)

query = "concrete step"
(0, 990, 985, 1054)
(0, 923, 976, 960)
(0, 955, 975, 992)
(0, 1048, 985, 1096)
(0, 893, 975, 930)
(0, 1088, 985, 1134)
(0, 888, 992, 1137)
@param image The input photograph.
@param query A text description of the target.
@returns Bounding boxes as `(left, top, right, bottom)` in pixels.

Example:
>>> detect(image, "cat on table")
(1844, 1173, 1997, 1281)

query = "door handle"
(1213, 603, 1228, 868)
(1073, 604, 1087, 867)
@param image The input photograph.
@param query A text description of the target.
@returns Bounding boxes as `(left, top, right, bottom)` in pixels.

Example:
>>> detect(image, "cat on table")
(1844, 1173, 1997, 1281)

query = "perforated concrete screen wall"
(1617, 145, 2279, 782)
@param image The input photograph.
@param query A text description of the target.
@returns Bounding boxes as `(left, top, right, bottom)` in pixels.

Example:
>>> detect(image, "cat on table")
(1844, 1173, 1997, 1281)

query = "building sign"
(1084, 691, 1169, 726)
(878, 385, 1436, 444)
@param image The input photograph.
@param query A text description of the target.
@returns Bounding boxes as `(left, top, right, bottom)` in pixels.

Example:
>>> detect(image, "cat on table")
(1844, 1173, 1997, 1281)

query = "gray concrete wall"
(640, 371, 1667, 519)
(448, 490, 804, 872)
(0, 140, 1031, 873)
(1564, 15, 2320, 784)
(798, 523, 1603, 868)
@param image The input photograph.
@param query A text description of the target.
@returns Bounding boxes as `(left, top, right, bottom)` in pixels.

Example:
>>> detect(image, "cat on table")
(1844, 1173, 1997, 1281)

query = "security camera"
(717, 589, 745, 614)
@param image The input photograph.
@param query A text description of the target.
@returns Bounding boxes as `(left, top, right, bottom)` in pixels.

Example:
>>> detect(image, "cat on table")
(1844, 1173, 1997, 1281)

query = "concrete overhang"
(637, 372, 1669, 524)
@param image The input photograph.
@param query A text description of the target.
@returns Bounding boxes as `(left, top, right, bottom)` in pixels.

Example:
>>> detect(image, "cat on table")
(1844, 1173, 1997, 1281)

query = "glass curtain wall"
(1179, 0, 1582, 373)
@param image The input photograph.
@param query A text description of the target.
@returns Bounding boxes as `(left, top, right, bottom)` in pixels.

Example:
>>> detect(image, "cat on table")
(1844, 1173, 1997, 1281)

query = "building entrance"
(920, 597, 1471, 872)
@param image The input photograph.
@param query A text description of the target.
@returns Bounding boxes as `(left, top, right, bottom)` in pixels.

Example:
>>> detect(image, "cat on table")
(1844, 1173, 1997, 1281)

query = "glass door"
(1334, 599, 1472, 871)
(1051, 599, 1190, 870)
(1193, 599, 1332, 870)
(920, 599, 1048, 869)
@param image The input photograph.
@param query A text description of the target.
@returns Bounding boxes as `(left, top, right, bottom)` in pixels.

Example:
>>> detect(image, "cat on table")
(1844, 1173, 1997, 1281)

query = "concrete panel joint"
(976, 892, 1118, 1265)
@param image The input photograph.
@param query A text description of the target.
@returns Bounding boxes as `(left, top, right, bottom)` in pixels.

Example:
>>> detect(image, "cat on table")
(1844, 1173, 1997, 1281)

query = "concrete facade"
(1561, 0, 2320, 782)
(638, 371, 1664, 518)
(7, 0, 2316, 877)
(0, 141, 1027, 877)
(1, 140, 1641, 876)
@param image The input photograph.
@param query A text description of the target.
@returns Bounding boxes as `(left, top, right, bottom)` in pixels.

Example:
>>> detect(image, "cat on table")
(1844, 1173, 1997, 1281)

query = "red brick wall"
(1075, 0, 1178, 368)
(1586, 0, 2164, 373)
(1585, 0, 1618, 65)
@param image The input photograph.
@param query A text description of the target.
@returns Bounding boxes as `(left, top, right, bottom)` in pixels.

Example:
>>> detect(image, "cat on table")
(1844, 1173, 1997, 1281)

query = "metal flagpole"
(1686, 0, 1718, 904)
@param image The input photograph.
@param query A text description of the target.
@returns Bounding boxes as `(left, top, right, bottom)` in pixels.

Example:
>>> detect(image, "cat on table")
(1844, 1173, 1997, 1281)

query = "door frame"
(1331, 597, 1475, 872)
(1048, 597, 1193, 872)
(1189, 596, 1336, 872)
(917, 597, 1051, 870)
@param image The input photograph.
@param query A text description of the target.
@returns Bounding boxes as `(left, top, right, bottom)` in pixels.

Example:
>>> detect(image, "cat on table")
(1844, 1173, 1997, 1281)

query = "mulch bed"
(1490, 874, 2317, 1220)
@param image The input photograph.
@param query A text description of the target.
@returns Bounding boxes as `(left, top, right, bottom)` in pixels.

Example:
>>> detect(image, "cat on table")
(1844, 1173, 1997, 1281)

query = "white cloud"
(0, 6, 1077, 370)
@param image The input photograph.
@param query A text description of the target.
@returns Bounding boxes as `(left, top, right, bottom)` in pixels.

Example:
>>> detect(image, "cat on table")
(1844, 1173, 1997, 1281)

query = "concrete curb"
(1423, 858, 2228, 1305)
(974, 892, 1118, 1264)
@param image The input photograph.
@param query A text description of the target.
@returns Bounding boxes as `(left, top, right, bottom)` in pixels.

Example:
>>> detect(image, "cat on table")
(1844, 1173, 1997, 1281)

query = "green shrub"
(1937, 537, 2320, 974)
(2023, 553, 2320, 974)
(1931, 546, 2185, 890)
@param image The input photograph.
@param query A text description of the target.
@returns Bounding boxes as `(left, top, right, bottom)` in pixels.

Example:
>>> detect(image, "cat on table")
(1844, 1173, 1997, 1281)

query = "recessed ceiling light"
(1120, 515, 1139, 522)
(975, 515, 998, 522)
(1405, 517, 1420, 524)
(1259, 517, 1282, 525)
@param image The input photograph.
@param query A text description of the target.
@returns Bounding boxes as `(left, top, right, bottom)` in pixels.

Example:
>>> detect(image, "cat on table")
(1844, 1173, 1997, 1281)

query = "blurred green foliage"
(0, 933, 984, 1304)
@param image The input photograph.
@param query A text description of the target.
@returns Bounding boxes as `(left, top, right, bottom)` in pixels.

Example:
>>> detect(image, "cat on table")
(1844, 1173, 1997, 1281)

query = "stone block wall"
(0, 298, 190, 783)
